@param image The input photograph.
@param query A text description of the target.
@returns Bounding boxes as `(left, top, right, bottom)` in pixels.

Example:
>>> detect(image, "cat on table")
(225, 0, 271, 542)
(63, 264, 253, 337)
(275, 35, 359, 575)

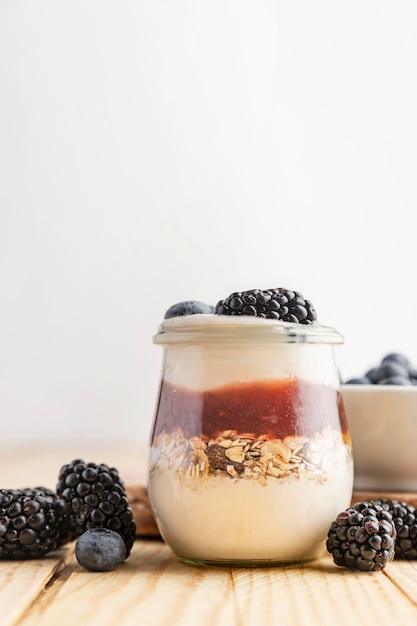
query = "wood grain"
(125, 485, 160, 537)
(7, 544, 417, 626)
(16, 541, 238, 626)
(352, 491, 417, 508)
(0, 550, 70, 626)
(232, 556, 417, 625)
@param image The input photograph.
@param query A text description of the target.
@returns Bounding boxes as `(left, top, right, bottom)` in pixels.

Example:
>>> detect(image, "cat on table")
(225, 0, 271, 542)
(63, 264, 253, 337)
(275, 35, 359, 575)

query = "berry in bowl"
(342, 353, 417, 491)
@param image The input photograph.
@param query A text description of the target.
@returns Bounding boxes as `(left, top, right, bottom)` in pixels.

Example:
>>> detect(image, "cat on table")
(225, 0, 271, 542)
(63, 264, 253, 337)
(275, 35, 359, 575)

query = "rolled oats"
(150, 426, 351, 484)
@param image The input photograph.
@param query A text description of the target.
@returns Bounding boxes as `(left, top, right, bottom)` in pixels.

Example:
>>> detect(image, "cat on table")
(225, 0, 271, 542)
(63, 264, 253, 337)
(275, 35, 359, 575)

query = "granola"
(149, 427, 351, 484)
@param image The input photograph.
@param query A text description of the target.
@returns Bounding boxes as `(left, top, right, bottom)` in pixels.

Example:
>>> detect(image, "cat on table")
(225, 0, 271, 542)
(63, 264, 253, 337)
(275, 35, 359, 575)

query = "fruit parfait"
(148, 289, 354, 567)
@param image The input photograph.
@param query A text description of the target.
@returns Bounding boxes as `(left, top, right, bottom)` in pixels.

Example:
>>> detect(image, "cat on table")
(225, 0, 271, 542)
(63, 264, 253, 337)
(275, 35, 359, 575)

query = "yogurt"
(148, 314, 353, 566)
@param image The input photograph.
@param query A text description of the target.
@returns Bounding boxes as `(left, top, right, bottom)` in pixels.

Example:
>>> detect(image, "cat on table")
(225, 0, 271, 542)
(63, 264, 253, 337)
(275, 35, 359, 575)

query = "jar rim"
(153, 314, 344, 345)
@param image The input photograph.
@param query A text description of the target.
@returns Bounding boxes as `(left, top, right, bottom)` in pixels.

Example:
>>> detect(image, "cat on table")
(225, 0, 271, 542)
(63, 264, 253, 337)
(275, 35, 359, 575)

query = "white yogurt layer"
(154, 315, 343, 391)
(148, 459, 353, 564)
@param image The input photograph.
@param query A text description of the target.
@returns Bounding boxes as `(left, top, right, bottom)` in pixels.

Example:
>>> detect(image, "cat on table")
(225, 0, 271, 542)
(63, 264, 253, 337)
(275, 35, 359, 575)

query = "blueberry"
(344, 376, 372, 384)
(365, 367, 380, 383)
(164, 300, 214, 319)
(381, 353, 410, 368)
(377, 375, 411, 385)
(349, 353, 417, 386)
(75, 528, 126, 572)
(372, 362, 410, 382)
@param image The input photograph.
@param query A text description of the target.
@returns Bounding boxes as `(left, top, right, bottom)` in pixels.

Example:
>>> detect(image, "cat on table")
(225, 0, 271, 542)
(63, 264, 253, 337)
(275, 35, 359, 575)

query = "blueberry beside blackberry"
(75, 528, 126, 572)
(0, 487, 65, 559)
(215, 288, 317, 324)
(56, 460, 136, 557)
(164, 300, 214, 319)
(326, 501, 396, 571)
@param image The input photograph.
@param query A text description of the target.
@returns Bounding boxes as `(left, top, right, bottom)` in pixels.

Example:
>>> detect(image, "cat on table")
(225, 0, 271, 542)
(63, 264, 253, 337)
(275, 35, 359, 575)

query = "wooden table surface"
(2, 442, 417, 626)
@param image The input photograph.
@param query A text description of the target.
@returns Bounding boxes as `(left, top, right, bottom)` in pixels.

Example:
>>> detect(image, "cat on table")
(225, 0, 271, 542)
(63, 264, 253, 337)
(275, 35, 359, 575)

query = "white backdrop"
(1, 1, 416, 444)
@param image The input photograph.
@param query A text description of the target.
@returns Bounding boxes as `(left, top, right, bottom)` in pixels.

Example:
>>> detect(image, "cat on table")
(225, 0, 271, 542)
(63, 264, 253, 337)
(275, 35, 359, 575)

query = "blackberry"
(164, 300, 214, 319)
(0, 487, 65, 559)
(371, 499, 417, 559)
(215, 288, 317, 324)
(56, 460, 136, 557)
(326, 501, 396, 572)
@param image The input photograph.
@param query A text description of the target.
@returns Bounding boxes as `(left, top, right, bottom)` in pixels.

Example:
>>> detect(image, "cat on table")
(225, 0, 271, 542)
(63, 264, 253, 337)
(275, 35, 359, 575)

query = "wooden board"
(4, 542, 417, 626)
(126, 484, 160, 536)
(351, 491, 417, 508)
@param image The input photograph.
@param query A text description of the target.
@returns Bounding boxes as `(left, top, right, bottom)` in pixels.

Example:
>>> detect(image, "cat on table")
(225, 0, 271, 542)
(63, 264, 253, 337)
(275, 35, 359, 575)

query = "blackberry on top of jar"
(215, 288, 317, 324)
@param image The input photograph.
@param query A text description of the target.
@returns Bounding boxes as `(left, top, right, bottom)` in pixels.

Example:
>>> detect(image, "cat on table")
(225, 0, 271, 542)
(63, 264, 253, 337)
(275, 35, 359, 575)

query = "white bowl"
(341, 384, 417, 491)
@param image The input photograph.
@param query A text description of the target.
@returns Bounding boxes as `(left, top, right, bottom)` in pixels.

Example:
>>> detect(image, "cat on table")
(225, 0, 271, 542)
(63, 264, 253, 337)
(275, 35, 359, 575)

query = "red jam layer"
(151, 378, 349, 441)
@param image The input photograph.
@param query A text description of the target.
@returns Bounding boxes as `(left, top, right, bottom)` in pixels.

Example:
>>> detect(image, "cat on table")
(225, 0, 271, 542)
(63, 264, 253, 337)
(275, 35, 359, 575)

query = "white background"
(1, 1, 416, 444)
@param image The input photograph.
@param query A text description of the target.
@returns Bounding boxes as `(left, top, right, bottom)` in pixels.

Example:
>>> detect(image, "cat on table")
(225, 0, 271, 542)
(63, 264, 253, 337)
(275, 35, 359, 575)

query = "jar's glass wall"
(148, 320, 353, 567)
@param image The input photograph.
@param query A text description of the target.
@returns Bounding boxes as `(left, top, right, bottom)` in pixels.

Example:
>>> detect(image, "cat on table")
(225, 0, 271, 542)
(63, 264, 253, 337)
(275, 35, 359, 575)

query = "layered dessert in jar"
(148, 288, 354, 566)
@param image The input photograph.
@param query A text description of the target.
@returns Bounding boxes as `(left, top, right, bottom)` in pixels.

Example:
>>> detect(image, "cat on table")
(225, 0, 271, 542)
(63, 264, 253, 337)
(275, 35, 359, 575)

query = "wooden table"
(2, 443, 417, 626)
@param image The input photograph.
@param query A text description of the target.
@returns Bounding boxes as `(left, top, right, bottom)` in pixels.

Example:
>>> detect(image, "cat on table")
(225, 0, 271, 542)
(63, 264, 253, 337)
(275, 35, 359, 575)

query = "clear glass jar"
(148, 315, 353, 567)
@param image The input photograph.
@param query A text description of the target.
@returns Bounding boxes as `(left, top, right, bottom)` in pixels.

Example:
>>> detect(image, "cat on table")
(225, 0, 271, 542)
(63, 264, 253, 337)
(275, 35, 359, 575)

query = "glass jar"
(148, 314, 353, 567)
